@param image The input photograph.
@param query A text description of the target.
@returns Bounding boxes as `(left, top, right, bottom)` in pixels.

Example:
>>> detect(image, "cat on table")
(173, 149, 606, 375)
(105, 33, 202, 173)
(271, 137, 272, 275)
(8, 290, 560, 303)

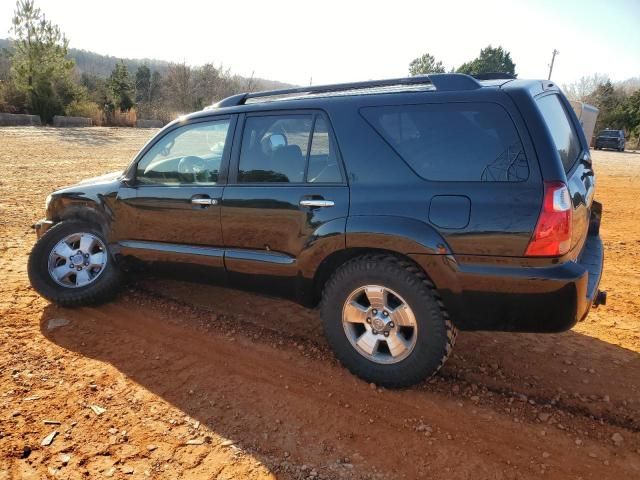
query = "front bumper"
(32, 219, 54, 239)
(596, 140, 620, 149)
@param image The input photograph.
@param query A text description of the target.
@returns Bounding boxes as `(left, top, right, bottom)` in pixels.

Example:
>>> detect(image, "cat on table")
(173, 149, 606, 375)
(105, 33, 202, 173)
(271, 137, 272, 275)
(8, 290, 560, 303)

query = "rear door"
(221, 111, 348, 291)
(536, 93, 595, 253)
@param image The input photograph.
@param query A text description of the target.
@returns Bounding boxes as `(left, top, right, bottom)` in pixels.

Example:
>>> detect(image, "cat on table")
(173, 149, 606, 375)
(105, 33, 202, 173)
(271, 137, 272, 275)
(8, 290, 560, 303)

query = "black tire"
(28, 220, 123, 306)
(320, 254, 457, 388)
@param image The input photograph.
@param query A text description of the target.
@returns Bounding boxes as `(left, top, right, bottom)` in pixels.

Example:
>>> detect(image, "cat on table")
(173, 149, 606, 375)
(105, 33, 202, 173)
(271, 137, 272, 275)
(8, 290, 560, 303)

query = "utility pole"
(548, 49, 559, 80)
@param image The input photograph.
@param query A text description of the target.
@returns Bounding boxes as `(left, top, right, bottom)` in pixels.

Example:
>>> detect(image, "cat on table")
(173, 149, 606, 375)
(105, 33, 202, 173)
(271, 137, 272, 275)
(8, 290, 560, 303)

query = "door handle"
(191, 197, 218, 206)
(299, 199, 334, 208)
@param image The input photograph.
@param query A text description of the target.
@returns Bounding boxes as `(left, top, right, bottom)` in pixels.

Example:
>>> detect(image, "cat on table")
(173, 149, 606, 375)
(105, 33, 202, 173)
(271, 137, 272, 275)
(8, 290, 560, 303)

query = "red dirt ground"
(0, 127, 638, 479)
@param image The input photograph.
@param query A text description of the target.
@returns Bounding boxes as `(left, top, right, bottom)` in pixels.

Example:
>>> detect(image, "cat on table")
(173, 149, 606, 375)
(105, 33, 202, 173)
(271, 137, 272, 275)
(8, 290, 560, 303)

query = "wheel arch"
(50, 200, 111, 238)
(312, 247, 439, 306)
(309, 216, 455, 306)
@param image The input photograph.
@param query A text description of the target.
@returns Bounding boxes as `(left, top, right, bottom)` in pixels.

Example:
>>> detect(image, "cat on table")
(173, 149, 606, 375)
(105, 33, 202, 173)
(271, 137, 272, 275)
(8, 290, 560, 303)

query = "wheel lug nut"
(69, 264, 74, 269)
(372, 329, 377, 335)
(76, 267, 81, 271)
(372, 309, 377, 315)
(84, 262, 89, 266)
(84, 254, 89, 258)
(389, 322, 395, 328)
(384, 331, 389, 337)
(383, 311, 388, 317)
(366, 317, 371, 323)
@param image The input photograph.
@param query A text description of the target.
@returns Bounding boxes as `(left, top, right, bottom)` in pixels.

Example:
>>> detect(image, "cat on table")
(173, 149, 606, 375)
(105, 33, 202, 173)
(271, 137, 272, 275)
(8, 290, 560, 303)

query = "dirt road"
(1, 127, 639, 479)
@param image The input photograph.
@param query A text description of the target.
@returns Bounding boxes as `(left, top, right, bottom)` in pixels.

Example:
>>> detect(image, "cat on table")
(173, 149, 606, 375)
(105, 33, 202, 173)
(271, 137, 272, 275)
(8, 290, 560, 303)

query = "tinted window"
(600, 130, 620, 138)
(361, 103, 528, 182)
(239, 115, 312, 183)
(536, 94, 582, 173)
(136, 120, 230, 185)
(307, 117, 342, 183)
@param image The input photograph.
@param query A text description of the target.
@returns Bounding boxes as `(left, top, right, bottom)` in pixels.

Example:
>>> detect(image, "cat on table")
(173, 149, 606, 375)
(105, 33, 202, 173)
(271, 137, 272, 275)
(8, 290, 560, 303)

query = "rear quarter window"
(360, 102, 529, 182)
(536, 94, 582, 173)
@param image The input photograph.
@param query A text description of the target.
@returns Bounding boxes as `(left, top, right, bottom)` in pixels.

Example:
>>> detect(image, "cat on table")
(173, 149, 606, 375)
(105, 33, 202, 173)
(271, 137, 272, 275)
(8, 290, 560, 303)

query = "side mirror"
(120, 176, 136, 187)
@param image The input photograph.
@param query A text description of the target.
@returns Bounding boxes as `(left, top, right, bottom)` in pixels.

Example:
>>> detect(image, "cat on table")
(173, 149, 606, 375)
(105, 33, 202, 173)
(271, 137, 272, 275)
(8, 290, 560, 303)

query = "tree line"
(0, 0, 287, 124)
(563, 74, 640, 143)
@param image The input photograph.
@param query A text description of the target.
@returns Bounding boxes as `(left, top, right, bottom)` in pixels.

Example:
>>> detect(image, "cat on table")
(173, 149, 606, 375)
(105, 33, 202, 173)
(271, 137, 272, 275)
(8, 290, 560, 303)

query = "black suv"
(29, 74, 605, 387)
(594, 129, 625, 151)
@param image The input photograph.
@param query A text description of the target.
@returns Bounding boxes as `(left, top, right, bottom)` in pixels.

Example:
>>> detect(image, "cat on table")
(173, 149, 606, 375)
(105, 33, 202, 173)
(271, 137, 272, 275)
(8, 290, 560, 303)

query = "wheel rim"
(47, 232, 108, 288)
(342, 285, 418, 364)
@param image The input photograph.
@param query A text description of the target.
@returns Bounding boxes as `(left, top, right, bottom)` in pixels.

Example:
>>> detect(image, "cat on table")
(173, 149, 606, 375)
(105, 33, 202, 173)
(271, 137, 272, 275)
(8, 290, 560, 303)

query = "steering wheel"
(178, 155, 207, 183)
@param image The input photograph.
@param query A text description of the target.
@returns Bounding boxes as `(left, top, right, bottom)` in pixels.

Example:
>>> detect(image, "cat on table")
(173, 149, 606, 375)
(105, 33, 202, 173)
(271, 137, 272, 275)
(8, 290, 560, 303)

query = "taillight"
(525, 181, 572, 257)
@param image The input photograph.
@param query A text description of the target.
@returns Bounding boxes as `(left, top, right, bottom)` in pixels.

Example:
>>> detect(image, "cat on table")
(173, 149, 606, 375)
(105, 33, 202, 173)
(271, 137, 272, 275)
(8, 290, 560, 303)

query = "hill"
(0, 38, 293, 90)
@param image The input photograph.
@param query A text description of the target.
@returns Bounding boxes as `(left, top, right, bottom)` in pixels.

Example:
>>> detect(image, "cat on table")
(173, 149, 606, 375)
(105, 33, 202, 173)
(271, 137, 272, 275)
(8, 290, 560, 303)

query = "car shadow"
(40, 278, 640, 438)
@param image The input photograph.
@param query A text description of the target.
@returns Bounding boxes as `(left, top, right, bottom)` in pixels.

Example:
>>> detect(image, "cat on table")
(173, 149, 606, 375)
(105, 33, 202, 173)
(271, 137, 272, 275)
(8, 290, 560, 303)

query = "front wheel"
(320, 254, 457, 388)
(28, 220, 123, 306)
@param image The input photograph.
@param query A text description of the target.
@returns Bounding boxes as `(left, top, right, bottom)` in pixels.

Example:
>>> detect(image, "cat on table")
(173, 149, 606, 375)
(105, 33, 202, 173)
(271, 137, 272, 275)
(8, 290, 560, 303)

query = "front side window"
(136, 119, 231, 185)
(536, 95, 582, 173)
(361, 102, 529, 182)
(238, 114, 342, 183)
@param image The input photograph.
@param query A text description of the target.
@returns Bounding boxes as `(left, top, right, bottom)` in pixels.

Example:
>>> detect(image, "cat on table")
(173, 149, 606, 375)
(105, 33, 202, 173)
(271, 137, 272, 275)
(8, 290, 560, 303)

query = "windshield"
(600, 131, 619, 138)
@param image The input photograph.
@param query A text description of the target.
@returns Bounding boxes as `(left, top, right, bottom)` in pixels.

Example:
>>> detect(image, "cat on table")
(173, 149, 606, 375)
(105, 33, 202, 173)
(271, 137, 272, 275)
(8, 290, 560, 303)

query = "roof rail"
(471, 72, 516, 80)
(210, 74, 481, 108)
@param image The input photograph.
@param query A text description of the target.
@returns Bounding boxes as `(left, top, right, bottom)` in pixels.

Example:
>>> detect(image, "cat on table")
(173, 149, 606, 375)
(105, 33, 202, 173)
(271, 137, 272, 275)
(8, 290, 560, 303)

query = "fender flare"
(345, 215, 451, 255)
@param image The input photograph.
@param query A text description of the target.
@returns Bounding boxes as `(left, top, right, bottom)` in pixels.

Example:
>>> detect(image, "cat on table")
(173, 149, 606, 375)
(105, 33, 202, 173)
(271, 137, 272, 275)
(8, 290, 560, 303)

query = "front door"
(221, 111, 348, 294)
(116, 116, 234, 268)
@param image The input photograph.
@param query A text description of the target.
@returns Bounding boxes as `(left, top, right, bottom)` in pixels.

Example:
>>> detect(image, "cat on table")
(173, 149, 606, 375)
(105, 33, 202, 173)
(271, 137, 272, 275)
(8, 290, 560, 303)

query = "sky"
(0, 0, 638, 87)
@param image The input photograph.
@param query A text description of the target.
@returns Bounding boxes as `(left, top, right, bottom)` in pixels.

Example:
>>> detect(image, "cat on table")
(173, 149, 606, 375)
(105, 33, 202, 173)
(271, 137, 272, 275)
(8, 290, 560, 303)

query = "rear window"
(536, 94, 582, 173)
(361, 103, 529, 182)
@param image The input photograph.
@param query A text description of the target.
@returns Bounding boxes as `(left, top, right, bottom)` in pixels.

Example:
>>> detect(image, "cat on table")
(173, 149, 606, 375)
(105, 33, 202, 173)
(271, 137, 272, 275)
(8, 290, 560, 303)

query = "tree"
(585, 80, 625, 132)
(149, 70, 162, 103)
(135, 64, 151, 103)
(109, 60, 134, 111)
(562, 74, 610, 102)
(164, 62, 192, 112)
(408, 53, 445, 76)
(9, 0, 76, 122)
(457, 45, 516, 76)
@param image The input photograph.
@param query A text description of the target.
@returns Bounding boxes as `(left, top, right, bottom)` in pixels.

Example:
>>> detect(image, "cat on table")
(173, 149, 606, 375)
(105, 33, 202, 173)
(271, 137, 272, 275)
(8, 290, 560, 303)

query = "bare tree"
(164, 62, 192, 112)
(562, 74, 610, 102)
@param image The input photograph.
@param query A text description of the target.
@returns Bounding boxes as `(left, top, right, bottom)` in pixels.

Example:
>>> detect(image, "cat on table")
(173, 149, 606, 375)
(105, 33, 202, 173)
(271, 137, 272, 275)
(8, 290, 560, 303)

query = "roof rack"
(471, 72, 516, 80)
(211, 73, 482, 108)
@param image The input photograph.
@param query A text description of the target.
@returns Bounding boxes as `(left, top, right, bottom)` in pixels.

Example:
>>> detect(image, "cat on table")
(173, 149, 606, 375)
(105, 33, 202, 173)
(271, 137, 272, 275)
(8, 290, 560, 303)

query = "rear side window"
(361, 103, 529, 182)
(536, 94, 582, 173)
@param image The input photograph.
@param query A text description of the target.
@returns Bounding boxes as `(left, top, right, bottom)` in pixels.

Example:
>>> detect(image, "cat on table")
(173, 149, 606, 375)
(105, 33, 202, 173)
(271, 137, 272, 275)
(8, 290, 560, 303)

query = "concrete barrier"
(0, 113, 42, 126)
(136, 119, 164, 128)
(53, 115, 93, 127)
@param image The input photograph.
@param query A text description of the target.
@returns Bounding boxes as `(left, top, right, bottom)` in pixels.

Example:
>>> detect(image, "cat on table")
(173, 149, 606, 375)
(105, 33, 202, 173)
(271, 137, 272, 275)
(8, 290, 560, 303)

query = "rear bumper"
(410, 232, 604, 333)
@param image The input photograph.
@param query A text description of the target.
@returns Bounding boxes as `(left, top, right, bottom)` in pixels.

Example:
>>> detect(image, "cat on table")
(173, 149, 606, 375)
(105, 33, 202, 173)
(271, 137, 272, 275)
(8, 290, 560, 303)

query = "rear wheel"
(28, 220, 122, 306)
(320, 254, 456, 388)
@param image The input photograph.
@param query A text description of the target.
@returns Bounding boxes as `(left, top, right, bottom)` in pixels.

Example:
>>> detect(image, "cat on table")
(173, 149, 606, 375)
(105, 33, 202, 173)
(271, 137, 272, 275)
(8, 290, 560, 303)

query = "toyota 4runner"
(29, 73, 606, 387)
